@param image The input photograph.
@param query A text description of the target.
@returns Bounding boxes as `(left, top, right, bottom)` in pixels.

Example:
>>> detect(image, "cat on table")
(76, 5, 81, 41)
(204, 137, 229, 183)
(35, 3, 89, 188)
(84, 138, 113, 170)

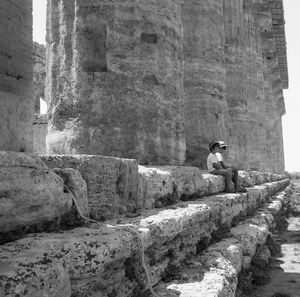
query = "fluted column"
(46, 0, 185, 165)
(224, 0, 267, 170)
(182, 0, 228, 168)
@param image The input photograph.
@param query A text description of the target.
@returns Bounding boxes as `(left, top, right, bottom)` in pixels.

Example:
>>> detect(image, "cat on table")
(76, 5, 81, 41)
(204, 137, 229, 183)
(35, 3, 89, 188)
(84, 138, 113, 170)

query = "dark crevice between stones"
(196, 236, 211, 254)
(124, 254, 145, 297)
(0, 205, 86, 245)
(236, 250, 272, 297)
(236, 199, 292, 297)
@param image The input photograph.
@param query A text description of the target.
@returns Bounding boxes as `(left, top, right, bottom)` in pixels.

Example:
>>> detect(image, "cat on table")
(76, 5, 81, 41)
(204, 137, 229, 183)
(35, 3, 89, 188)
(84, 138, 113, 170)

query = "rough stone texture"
(0, 0, 34, 152)
(152, 184, 293, 297)
(251, 245, 271, 268)
(138, 165, 224, 209)
(0, 179, 291, 297)
(33, 114, 48, 154)
(46, 0, 185, 165)
(269, 0, 288, 88)
(180, 0, 288, 173)
(53, 167, 89, 217)
(0, 227, 138, 297)
(138, 165, 287, 210)
(39, 157, 288, 220)
(41, 154, 139, 220)
(0, 151, 73, 234)
(182, 0, 229, 168)
(222, 0, 287, 173)
(0, 254, 71, 297)
(33, 42, 46, 113)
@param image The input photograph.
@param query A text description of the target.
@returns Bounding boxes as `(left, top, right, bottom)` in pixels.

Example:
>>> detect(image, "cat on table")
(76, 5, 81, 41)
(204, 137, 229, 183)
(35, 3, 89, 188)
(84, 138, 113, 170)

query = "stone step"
(0, 151, 288, 245)
(0, 152, 77, 243)
(151, 185, 293, 297)
(41, 154, 287, 220)
(0, 178, 290, 297)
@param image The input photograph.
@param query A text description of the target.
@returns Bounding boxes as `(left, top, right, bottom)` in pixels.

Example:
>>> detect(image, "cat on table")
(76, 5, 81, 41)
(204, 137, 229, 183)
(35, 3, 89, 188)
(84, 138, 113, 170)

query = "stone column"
(224, 0, 268, 171)
(46, 0, 185, 165)
(255, 0, 286, 173)
(0, 0, 34, 152)
(182, 0, 228, 168)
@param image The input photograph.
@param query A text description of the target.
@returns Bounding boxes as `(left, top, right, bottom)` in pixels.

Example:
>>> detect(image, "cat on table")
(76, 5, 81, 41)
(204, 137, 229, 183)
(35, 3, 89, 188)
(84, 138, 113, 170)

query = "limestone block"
(230, 224, 270, 266)
(0, 152, 73, 234)
(265, 179, 290, 196)
(238, 171, 255, 187)
(0, 227, 139, 297)
(206, 238, 243, 273)
(41, 154, 139, 220)
(138, 166, 174, 209)
(252, 245, 271, 268)
(168, 168, 224, 197)
(138, 167, 287, 211)
(289, 192, 300, 213)
(249, 171, 265, 185)
(53, 168, 89, 217)
(0, 251, 70, 297)
(246, 186, 268, 211)
(168, 266, 237, 297)
(138, 165, 224, 208)
(204, 174, 225, 195)
(202, 193, 246, 227)
(0, 179, 291, 297)
(140, 203, 211, 242)
(152, 184, 291, 297)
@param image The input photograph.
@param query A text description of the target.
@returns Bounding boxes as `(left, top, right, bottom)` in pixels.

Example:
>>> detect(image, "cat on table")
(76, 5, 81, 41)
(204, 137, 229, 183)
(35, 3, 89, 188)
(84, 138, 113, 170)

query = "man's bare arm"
(212, 162, 222, 170)
(220, 161, 228, 169)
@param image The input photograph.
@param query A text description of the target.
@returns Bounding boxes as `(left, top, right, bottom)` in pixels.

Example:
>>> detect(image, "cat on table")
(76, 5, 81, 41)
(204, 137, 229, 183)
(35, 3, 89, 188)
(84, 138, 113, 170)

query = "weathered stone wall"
(0, 0, 34, 152)
(46, 0, 185, 165)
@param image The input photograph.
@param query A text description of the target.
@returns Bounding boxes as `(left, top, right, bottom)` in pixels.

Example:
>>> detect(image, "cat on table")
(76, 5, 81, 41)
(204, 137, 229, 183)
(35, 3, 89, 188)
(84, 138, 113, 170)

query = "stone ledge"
(0, 178, 290, 296)
(139, 165, 287, 209)
(41, 154, 287, 220)
(41, 154, 139, 220)
(0, 152, 74, 238)
(154, 185, 293, 297)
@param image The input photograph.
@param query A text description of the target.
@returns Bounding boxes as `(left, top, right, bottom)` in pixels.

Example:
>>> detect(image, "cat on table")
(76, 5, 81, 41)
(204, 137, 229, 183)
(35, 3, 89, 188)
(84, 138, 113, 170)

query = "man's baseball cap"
(217, 141, 227, 148)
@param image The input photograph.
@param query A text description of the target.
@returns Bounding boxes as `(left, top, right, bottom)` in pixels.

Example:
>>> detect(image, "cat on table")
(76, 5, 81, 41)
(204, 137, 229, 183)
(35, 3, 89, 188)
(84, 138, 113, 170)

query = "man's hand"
(212, 162, 222, 170)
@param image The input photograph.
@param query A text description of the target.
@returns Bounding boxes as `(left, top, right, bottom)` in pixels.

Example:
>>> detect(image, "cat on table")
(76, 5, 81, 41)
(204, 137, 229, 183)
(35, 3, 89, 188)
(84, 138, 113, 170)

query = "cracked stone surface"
(0, 152, 73, 235)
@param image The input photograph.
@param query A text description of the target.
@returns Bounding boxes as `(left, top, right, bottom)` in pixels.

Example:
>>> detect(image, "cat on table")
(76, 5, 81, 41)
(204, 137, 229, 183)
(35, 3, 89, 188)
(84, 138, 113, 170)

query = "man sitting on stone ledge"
(216, 140, 246, 193)
(207, 141, 245, 193)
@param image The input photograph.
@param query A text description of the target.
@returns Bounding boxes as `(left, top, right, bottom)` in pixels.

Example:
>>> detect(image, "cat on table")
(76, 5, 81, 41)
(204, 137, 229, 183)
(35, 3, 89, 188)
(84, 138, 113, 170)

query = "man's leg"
(211, 168, 234, 193)
(231, 166, 239, 191)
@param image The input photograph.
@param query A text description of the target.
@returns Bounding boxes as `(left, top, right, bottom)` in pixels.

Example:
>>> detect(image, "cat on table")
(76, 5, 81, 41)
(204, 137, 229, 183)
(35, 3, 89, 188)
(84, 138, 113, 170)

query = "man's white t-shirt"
(215, 152, 223, 162)
(207, 153, 219, 172)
